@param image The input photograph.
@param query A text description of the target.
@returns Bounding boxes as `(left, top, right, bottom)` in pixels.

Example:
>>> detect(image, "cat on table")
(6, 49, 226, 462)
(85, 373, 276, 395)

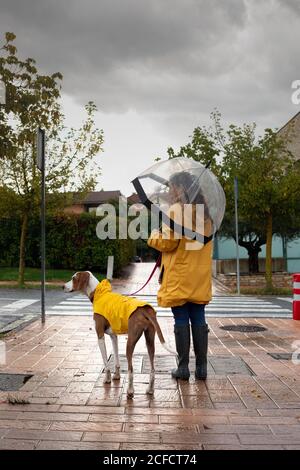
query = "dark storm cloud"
(279, 0, 300, 15)
(0, 1, 247, 107)
(0, 0, 299, 125)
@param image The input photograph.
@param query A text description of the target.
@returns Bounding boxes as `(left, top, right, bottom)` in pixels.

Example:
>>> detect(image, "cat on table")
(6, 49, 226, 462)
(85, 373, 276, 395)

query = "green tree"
(0, 33, 104, 285)
(168, 111, 300, 288)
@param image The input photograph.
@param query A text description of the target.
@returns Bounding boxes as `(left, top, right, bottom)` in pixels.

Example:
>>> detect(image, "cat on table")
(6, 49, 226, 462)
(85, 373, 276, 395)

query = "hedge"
(0, 213, 135, 275)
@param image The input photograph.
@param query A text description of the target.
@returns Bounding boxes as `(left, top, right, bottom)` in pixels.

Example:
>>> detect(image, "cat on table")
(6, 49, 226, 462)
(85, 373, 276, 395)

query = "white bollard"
(293, 273, 300, 320)
(107, 256, 114, 280)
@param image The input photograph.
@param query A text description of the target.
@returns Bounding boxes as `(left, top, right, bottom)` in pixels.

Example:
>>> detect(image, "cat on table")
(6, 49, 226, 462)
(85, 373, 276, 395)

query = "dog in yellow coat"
(93, 279, 150, 334)
(64, 272, 175, 398)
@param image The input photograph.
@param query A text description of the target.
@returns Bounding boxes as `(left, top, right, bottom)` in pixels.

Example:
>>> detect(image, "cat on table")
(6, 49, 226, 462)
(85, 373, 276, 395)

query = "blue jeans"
(171, 302, 206, 326)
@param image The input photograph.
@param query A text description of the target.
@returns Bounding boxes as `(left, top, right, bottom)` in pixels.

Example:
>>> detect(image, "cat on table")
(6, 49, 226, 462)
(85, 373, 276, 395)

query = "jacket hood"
(96, 279, 112, 295)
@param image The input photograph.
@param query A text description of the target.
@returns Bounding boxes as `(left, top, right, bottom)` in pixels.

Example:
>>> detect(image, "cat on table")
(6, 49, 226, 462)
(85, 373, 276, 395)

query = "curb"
(0, 314, 39, 336)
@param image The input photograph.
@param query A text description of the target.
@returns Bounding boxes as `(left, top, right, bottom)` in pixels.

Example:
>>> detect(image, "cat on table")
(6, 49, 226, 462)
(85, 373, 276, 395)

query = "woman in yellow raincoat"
(148, 171, 212, 381)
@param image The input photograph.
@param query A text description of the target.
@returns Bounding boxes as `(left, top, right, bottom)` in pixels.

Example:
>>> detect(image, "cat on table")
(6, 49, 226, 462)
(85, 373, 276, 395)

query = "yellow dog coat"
(93, 279, 150, 334)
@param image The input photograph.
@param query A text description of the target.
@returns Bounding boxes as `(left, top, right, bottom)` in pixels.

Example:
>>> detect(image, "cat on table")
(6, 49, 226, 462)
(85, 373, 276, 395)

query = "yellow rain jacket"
(93, 279, 149, 334)
(147, 203, 213, 308)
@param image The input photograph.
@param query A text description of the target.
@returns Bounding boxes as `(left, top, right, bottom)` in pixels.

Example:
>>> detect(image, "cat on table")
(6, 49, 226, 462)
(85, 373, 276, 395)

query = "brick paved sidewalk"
(1, 311, 300, 450)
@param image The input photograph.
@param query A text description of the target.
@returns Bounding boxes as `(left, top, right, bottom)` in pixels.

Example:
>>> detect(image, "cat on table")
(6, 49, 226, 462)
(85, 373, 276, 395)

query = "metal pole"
(234, 177, 240, 295)
(41, 133, 46, 323)
(282, 235, 288, 272)
(37, 128, 46, 324)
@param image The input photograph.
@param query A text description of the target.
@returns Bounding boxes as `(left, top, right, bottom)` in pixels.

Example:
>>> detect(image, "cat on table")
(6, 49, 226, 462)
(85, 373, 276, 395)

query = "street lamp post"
(37, 128, 46, 324)
(234, 177, 241, 295)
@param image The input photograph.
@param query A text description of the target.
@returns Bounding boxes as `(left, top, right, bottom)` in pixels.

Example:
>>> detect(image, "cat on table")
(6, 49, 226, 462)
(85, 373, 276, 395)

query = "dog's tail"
(144, 307, 177, 355)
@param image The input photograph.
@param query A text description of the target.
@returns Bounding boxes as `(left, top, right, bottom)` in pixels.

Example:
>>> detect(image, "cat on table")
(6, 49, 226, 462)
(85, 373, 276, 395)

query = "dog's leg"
(98, 336, 111, 384)
(126, 337, 135, 399)
(144, 326, 156, 395)
(126, 324, 143, 399)
(94, 315, 111, 384)
(110, 334, 121, 380)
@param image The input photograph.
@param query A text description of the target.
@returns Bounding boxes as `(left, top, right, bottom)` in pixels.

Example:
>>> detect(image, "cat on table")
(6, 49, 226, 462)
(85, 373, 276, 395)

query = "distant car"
(133, 256, 142, 263)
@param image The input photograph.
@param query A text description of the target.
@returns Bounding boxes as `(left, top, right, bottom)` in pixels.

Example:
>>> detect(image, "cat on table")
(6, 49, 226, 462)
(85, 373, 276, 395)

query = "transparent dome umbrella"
(131, 157, 226, 244)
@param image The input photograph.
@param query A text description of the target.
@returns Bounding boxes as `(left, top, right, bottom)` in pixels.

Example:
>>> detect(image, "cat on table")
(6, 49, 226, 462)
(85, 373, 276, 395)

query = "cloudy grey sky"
(1, 0, 300, 194)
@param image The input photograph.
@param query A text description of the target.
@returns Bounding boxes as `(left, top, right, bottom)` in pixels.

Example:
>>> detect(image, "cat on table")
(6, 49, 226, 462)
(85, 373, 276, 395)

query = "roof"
(83, 190, 122, 205)
(127, 192, 141, 204)
(276, 111, 300, 135)
(276, 111, 300, 161)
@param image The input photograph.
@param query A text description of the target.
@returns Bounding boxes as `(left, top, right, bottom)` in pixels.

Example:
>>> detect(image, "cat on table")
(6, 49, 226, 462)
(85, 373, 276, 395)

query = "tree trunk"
(265, 213, 273, 290)
(248, 250, 259, 274)
(18, 213, 28, 286)
(238, 240, 262, 274)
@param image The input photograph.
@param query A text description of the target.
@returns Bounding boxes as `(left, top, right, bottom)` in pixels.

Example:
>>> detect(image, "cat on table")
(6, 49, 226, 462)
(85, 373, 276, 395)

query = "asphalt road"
(0, 288, 66, 333)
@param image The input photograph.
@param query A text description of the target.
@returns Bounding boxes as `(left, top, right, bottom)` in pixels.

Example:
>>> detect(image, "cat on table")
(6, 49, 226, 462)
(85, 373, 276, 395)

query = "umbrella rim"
(131, 176, 214, 245)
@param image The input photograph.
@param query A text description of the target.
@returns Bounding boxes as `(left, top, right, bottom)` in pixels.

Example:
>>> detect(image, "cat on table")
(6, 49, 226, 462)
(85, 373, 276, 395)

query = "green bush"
(0, 213, 135, 276)
(0, 217, 20, 267)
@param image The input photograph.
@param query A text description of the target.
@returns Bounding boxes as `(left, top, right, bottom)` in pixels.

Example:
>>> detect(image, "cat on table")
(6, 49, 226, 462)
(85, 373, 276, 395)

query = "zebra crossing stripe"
(0, 299, 38, 312)
(55, 304, 282, 310)
(46, 310, 291, 318)
(48, 295, 291, 318)
(67, 297, 274, 304)
(52, 304, 290, 311)
(51, 306, 91, 310)
(276, 297, 293, 303)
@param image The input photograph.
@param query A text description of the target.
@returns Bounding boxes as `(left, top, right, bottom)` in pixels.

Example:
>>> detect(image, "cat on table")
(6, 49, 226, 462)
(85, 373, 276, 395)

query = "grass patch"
(0, 283, 65, 290)
(240, 287, 292, 296)
(0, 267, 105, 283)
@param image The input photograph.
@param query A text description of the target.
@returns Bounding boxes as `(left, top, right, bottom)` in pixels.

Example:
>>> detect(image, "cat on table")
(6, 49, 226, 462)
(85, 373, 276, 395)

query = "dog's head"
(64, 271, 91, 293)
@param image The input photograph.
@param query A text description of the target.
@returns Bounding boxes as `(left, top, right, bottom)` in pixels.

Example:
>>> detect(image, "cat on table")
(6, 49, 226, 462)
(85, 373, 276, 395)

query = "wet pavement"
(0, 315, 300, 449)
(0, 264, 299, 450)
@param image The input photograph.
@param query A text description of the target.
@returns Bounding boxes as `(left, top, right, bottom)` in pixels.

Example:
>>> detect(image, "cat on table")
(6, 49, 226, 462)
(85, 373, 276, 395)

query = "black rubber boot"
(191, 324, 209, 380)
(171, 324, 190, 380)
